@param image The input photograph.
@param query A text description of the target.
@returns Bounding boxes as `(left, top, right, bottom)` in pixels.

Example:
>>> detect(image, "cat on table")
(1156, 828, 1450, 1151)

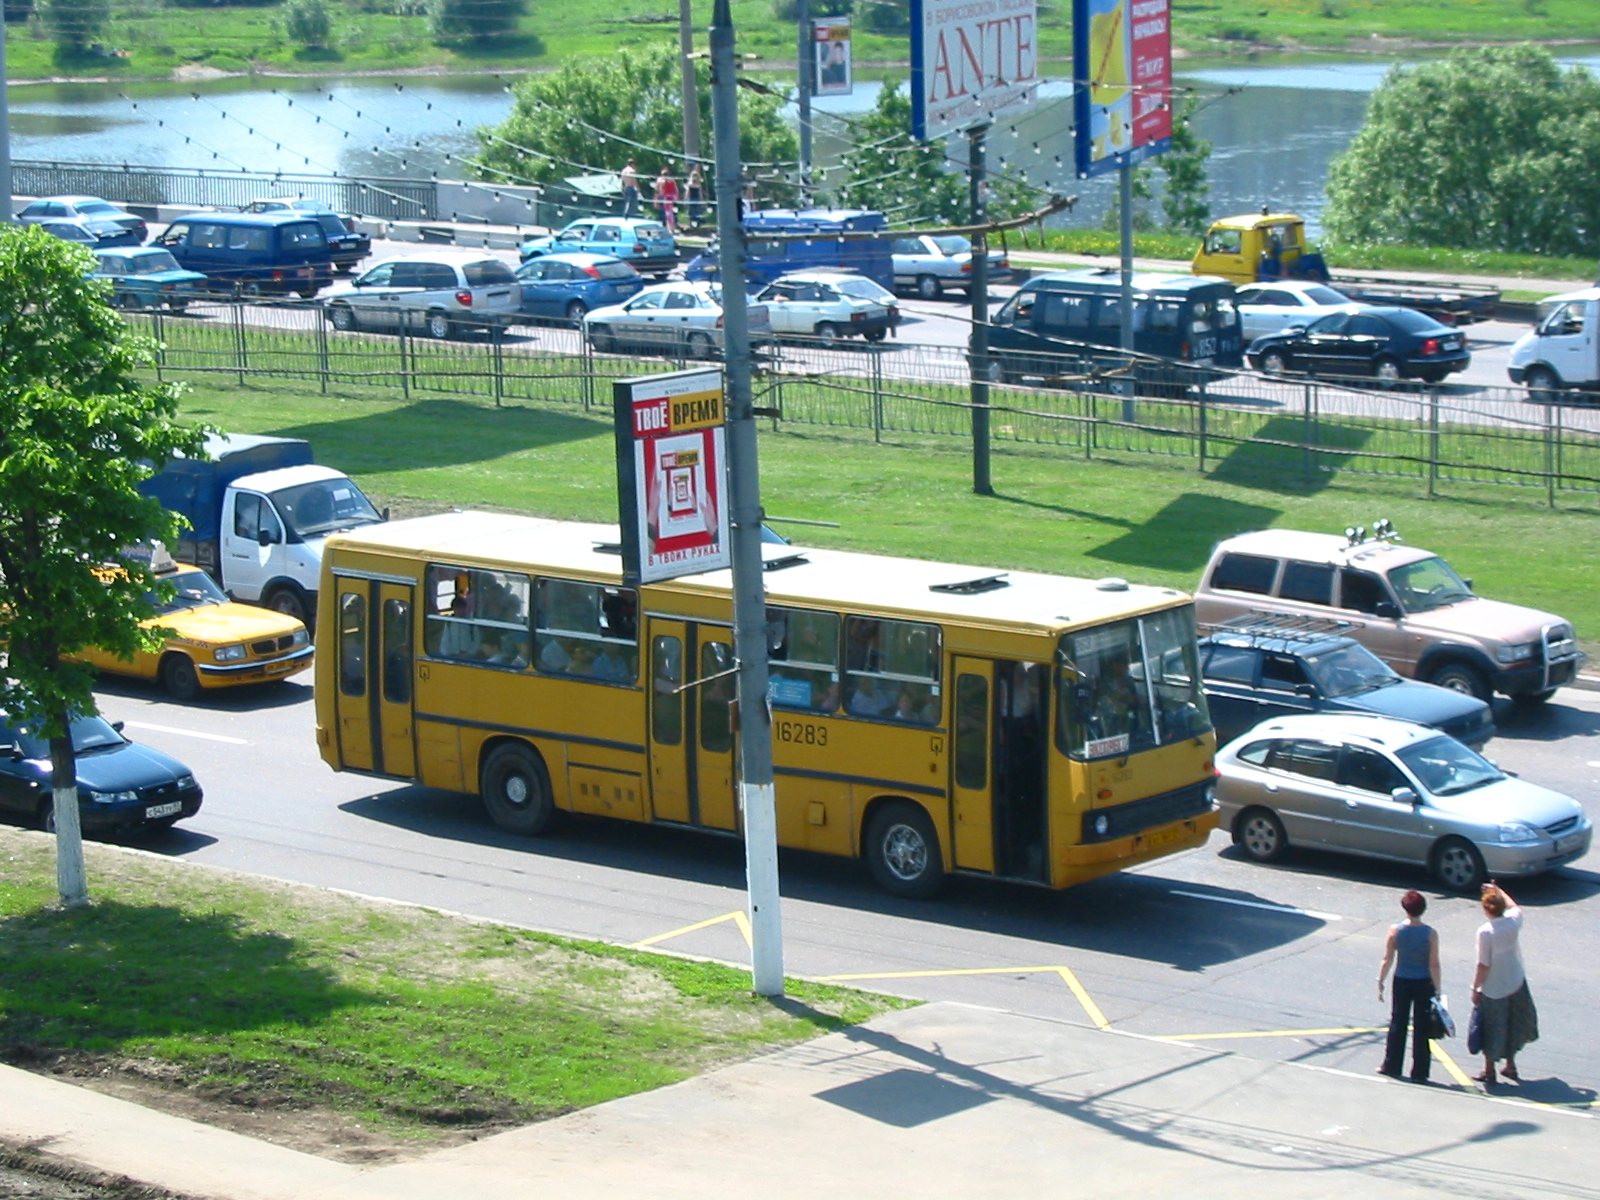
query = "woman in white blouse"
(1471, 882, 1538, 1085)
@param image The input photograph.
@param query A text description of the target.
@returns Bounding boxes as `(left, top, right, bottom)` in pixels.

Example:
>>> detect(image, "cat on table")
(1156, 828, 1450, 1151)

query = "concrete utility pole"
(709, 0, 784, 998)
(969, 124, 992, 496)
(794, 0, 812, 206)
(1, 10, 13, 222)
(1117, 163, 1136, 422)
(677, 0, 702, 162)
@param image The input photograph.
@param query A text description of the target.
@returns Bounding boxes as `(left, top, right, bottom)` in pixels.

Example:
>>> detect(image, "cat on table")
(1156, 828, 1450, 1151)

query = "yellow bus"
(314, 511, 1218, 896)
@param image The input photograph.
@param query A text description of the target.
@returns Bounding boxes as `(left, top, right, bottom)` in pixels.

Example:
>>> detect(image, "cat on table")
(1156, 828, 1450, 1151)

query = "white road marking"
(123, 720, 249, 746)
(1170, 889, 1344, 922)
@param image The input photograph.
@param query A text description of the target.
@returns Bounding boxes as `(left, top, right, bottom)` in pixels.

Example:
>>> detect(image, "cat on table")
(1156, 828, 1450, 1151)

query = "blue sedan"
(515, 252, 644, 324)
(93, 247, 209, 311)
(0, 713, 203, 835)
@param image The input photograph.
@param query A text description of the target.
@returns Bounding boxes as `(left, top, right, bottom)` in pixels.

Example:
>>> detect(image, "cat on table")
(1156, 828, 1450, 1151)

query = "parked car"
(515, 252, 643, 324)
(19, 195, 147, 242)
(1232, 281, 1357, 341)
(91, 247, 207, 311)
(1199, 617, 1493, 748)
(1246, 306, 1470, 384)
(322, 253, 521, 339)
(242, 197, 371, 273)
(519, 217, 677, 278)
(33, 217, 141, 249)
(153, 212, 334, 298)
(582, 281, 770, 358)
(1216, 712, 1591, 891)
(753, 269, 898, 346)
(0, 712, 203, 836)
(891, 233, 1010, 300)
(69, 552, 313, 701)
(1195, 524, 1585, 703)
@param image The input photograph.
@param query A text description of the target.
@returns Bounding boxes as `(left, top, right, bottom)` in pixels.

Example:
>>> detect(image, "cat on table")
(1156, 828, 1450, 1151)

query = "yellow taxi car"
(74, 564, 313, 701)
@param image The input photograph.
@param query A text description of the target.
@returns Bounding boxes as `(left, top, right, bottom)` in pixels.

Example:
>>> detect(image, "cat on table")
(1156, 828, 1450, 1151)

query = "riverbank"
(2, 0, 1597, 85)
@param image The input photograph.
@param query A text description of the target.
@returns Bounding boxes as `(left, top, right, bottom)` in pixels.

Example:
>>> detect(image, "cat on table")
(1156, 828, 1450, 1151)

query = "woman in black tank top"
(1377, 889, 1442, 1082)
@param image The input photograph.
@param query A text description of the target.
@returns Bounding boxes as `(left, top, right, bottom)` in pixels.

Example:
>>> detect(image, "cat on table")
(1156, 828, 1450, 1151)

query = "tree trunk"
(49, 721, 88, 909)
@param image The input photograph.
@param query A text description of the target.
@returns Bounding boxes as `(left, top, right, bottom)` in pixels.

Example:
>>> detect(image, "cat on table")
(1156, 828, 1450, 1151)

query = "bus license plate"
(145, 801, 182, 819)
(1143, 826, 1184, 850)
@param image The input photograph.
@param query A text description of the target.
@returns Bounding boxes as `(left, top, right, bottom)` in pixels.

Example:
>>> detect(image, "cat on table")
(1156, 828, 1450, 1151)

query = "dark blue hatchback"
(515, 252, 644, 324)
(0, 713, 204, 835)
(1200, 624, 1494, 749)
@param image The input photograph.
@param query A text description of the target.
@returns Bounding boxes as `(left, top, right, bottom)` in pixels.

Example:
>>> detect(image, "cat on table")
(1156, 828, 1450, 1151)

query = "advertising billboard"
(1073, 0, 1172, 178)
(910, 0, 1040, 141)
(813, 17, 853, 97)
(613, 368, 730, 586)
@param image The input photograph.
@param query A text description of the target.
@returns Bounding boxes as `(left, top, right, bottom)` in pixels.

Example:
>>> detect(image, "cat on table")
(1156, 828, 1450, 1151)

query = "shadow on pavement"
(93, 675, 314, 713)
(1492, 1078, 1598, 1107)
(1489, 697, 1600, 742)
(339, 787, 1326, 971)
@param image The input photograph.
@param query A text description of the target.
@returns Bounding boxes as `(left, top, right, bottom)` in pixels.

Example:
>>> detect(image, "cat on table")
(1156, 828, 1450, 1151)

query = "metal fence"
(127, 302, 1600, 502)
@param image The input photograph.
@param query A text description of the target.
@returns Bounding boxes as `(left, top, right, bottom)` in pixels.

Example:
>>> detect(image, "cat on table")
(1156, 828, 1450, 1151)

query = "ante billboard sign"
(910, 0, 1040, 141)
(613, 368, 730, 585)
(1073, 0, 1172, 178)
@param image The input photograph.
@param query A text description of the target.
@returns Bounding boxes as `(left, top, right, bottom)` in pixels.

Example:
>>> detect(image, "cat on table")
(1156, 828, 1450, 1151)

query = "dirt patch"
(0, 1142, 195, 1200)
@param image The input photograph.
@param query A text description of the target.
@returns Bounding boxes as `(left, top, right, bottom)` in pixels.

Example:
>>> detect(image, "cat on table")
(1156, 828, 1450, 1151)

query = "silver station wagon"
(1217, 712, 1591, 891)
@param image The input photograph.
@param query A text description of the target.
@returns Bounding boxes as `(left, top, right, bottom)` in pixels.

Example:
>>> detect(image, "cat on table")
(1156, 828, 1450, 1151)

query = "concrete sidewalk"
(6, 1002, 1593, 1200)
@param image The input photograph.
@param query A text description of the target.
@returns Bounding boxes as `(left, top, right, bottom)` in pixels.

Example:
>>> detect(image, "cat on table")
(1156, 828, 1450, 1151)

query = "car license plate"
(267, 658, 295, 673)
(145, 801, 182, 819)
(1143, 825, 1185, 850)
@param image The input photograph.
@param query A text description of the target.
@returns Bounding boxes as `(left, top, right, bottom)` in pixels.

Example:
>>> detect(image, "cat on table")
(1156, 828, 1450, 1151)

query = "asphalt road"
(83, 672, 1600, 1108)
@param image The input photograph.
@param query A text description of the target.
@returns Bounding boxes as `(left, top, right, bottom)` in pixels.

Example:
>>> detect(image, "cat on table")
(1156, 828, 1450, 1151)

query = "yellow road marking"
(820, 965, 1110, 1030)
(629, 910, 748, 950)
(1430, 1039, 1478, 1090)
(731, 909, 754, 948)
(1156, 1027, 1384, 1042)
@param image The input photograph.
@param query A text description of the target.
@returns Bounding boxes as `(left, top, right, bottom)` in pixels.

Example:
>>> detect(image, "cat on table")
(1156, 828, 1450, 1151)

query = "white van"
(1507, 288, 1600, 395)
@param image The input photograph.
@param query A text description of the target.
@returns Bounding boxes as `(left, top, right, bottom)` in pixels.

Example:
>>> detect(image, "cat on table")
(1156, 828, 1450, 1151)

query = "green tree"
(0, 225, 207, 907)
(429, 0, 525, 43)
(1159, 97, 1212, 235)
(284, 0, 333, 50)
(1324, 44, 1600, 257)
(1101, 166, 1155, 232)
(835, 81, 1033, 225)
(475, 44, 798, 207)
(38, 0, 109, 57)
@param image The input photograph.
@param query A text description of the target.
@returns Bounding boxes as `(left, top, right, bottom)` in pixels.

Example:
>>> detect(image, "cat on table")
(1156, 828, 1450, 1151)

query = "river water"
(8, 51, 1600, 233)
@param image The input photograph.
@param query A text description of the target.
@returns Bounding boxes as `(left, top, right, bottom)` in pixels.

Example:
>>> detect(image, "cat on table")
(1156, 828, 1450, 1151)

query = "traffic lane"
(84, 678, 1600, 1087)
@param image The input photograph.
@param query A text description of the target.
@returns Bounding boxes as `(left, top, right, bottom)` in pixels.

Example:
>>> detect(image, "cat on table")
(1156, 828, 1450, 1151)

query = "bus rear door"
(331, 574, 418, 778)
(951, 657, 1051, 882)
(647, 618, 738, 831)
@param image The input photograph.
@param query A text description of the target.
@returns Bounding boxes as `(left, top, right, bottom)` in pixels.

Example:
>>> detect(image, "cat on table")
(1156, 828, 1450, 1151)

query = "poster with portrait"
(613, 368, 730, 585)
(813, 17, 853, 96)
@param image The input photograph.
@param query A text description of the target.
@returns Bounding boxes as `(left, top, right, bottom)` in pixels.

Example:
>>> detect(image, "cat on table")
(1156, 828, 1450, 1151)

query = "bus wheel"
(865, 801, 944, 898)
(480, 742, 556, 836)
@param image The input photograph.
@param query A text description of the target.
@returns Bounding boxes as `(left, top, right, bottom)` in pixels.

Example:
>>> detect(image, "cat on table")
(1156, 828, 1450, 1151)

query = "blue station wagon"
(515, 252, 644, 324)
(519, 217, 677, 278)
(93, 247, 208, 311)
(154, 212, 334, 298)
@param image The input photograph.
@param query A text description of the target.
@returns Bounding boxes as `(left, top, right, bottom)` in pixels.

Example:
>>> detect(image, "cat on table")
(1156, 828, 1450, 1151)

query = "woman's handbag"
(1466, 1004, 1483, 1055)
(1428, 996, 1455, 1039)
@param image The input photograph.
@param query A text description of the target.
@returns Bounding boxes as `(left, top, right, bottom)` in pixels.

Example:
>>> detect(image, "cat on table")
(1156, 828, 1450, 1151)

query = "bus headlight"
(214, 645, 247, 662)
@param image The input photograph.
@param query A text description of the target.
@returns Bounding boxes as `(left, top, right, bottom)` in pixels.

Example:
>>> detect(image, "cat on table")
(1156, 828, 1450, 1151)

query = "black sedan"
(1247, 306, 1470, 384)
(0, 713, 203, 835)
(1200, 631, 1494, 748)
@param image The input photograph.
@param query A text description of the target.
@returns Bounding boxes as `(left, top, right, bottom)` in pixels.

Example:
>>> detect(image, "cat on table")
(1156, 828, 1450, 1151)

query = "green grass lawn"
(0, 829, 903, 1150)
(172, 371, 1600, 650)
(4, 0, 1595, 81)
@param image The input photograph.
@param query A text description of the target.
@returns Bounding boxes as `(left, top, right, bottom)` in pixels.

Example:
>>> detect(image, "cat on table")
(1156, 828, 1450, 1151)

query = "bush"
(429, 0, 524, 41)
(38, 0, 108, 53)
(283, 0, 332, 48)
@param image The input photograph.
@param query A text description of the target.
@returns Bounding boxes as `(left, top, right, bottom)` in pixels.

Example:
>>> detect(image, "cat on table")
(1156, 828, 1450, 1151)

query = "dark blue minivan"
(988, 270, 1243, 392)
(154, 212, 334, 298)
(685, 209, 894, 292)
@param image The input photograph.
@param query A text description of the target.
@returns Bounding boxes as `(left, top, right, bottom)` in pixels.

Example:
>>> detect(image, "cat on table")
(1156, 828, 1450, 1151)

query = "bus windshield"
(1056, 607, 1210, 759)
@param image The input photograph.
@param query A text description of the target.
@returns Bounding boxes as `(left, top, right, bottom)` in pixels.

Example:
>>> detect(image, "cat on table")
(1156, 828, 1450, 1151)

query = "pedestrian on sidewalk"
(1472, 882, 1538, 1085)
(685, 163, 705, 229)
(1377, 889, 1441, 1082)
(654, 166, 680, 233)
(620, 159, 640, 218)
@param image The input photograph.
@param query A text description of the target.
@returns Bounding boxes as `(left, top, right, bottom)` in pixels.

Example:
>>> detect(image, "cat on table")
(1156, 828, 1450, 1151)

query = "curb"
(1571, 675, 1600, 693)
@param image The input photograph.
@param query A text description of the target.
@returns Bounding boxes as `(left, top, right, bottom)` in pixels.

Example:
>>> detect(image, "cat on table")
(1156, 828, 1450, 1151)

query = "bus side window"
(424, 564, 531, 666)
(535, 578, 639, 682)
(767, 607, 840, 713)
(651, 635, 683, 745)
(844, 616, 941, 725)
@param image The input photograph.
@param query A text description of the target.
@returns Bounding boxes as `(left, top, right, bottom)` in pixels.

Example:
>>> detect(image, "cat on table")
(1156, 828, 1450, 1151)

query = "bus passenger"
(848, 676, 892, 717)
(538, 635, 572, 673)
(592, 644, 633, 683)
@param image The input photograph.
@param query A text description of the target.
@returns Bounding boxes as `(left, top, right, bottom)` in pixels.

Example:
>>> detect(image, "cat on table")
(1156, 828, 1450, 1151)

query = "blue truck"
(140, 433, 385, 622)
(684, 208, 894, 292)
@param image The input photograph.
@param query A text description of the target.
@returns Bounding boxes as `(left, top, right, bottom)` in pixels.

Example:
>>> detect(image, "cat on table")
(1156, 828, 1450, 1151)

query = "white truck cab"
(1508, 288, 1600, 394)
(222, 464, 385, 621)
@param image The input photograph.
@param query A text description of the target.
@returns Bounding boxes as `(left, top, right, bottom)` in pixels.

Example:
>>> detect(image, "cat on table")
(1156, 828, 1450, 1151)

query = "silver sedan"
(1216, 712, 1591, 891)
(583, 281, 769, 358)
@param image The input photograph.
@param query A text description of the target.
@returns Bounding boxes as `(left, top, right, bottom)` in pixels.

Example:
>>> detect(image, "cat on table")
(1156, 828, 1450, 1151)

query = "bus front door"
(331, 576, 417, 779)
(647, 619, 738, 831)
(951, 657, 1050, 881)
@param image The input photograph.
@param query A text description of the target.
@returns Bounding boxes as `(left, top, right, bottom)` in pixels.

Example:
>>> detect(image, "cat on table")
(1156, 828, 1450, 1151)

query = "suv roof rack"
(1201, 611, 1356, 643)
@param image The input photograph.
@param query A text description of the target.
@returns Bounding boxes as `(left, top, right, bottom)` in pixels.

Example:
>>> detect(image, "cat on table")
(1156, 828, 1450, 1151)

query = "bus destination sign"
(613, 368, 731, 585)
